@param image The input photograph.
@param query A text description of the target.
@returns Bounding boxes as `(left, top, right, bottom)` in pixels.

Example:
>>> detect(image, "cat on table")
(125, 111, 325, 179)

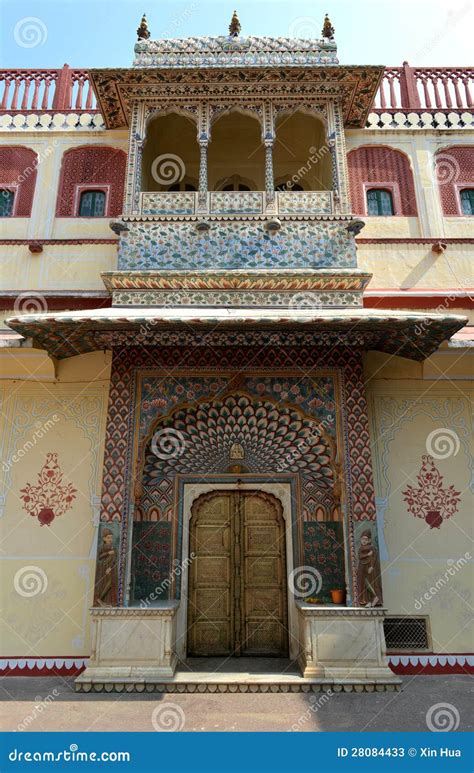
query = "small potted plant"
(330, 588, 345, 605)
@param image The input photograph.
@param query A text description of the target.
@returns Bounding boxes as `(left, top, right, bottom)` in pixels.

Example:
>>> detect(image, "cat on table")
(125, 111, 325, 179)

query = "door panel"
(187, 490, 288, 657)
(188, 494, 232, 655)
(242, 493, 288, 656)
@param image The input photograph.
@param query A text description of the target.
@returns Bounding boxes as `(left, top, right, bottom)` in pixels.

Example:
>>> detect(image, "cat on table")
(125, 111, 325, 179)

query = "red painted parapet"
(376, 63, 474, 111)
(0, 65, 97, 112)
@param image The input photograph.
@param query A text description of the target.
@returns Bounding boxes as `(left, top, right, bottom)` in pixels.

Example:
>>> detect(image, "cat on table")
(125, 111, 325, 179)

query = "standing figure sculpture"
(94, 527, 118, 606)
(356, 529, 382, 606)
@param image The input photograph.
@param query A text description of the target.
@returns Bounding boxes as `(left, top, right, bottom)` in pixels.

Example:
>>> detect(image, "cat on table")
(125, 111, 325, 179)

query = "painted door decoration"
(187, 490, 288, 657)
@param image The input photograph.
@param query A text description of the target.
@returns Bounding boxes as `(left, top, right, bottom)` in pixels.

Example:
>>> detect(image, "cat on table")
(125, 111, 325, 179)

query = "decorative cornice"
(0, 239, 117, 245)
(101, 269, 372, 293)
(357, 237, 474, 244)
(297, 603, 387, 617)
(88, 65, 383, 129)
(5, 309, 467, 361)
(90, 604, 179, 617)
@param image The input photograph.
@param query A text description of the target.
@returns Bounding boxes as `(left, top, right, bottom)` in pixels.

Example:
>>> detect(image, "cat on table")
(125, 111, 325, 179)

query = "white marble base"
(75, 603, 179, 687)
(296, 603, 401, 685)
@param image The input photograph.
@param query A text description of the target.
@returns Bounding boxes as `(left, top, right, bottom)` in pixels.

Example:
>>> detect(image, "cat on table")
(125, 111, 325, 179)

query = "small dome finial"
(137, 13, 150, 40)
(322, 13, 335, 40)
(229, 10, 241, 37)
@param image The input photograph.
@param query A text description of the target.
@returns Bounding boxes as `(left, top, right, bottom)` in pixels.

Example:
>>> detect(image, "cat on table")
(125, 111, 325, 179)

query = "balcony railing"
(140, 190, 334, 217)
(1, 64, 472, 116)
(0, 65, 97, 112)
(374, 64, 473, 111)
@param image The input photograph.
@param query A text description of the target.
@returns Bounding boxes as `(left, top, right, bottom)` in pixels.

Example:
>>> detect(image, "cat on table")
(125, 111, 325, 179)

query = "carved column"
(124, 101, 145, 216)
(197, 135, 209, 213)
(327, 99, 351, 214)
(263, 100, 276, 213)
(197, 101, 210, 213)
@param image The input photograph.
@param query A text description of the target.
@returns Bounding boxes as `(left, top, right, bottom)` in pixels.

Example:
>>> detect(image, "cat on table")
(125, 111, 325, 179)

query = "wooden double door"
(187, 490, 288, 657)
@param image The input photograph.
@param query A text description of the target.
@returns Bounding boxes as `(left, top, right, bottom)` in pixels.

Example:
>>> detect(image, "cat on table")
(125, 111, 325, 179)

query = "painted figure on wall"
(356, 529, 382, 607)
(94, 527, 118, 606)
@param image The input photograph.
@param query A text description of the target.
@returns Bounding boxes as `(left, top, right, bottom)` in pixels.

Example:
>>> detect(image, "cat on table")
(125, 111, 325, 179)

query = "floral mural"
(403, 455, 461, 529)
(19, 453, 77, 527)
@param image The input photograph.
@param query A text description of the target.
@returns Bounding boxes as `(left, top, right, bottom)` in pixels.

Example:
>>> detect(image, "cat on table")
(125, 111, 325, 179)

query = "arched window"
(275, 181, 304, 192)
(78, 189, 106, 217)
(166, 180, 197, 192)
(460, 188, 474, 216)
(0, 189, 15, 217)
(0, 147, 38, 216)
(366, 188, 394, 216)
(56, 147, 126, 217)
(216, 175, 255, 192)
(348, 147, 417, 216)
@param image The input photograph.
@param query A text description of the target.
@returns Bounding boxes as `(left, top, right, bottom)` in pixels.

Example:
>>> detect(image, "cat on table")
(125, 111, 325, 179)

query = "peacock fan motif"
(141, 395, 335, 521)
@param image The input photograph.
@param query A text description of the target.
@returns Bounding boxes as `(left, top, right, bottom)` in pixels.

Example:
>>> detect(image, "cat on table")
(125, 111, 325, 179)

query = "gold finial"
(137, 13, 150, 40)
(322, 13, 335, 40)
(229, 10, 241, 37)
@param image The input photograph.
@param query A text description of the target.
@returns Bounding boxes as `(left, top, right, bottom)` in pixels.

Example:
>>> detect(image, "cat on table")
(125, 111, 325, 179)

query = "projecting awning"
(6, 307, 467, 361)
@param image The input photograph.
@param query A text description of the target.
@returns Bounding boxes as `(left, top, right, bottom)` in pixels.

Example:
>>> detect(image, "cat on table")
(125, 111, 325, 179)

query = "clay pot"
(330, 588, 345, 605)
(425, 510, 442, 529)
(38, 507, 55, 526)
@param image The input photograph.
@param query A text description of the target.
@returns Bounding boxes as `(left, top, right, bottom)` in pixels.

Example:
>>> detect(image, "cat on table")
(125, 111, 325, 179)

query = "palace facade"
(1, 12, 472, 690)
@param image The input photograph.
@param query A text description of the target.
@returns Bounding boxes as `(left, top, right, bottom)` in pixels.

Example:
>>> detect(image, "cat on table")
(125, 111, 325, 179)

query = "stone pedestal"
(75, 603, 179, 690)
(296, 603, 401, 686)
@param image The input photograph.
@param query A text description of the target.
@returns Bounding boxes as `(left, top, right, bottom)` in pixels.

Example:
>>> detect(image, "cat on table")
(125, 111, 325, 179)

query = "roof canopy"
(6, 307, 466, 361)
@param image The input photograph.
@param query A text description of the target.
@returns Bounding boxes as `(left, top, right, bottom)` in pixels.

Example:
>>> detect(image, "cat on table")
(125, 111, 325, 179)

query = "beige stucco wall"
(0, 351, 111, 657)
(365, 349, 473, 653)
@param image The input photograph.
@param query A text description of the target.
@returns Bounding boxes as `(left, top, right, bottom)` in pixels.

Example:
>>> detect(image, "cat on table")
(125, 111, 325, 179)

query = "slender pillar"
(264, 136, 276, 213)
(197, 134, 209, 213)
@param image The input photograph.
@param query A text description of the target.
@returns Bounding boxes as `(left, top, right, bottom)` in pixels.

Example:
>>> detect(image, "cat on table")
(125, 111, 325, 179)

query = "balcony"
(140, 190, 334, 217)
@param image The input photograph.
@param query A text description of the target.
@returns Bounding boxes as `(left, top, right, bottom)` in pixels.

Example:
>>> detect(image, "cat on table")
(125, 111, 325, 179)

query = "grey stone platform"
(75, 657, 401, 693)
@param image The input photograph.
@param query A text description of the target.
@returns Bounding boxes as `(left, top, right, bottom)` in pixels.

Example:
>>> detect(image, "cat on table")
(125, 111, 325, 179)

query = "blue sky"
(0, 0, 472, 68)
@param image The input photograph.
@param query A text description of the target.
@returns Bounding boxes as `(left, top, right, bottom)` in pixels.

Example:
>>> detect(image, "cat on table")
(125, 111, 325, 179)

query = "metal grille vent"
(383, 616, 430, 651)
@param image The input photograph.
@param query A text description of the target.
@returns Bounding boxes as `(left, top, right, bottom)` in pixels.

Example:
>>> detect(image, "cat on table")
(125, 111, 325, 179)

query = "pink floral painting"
(403, 455, 461, 529)
(20, 453, 77, 526)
